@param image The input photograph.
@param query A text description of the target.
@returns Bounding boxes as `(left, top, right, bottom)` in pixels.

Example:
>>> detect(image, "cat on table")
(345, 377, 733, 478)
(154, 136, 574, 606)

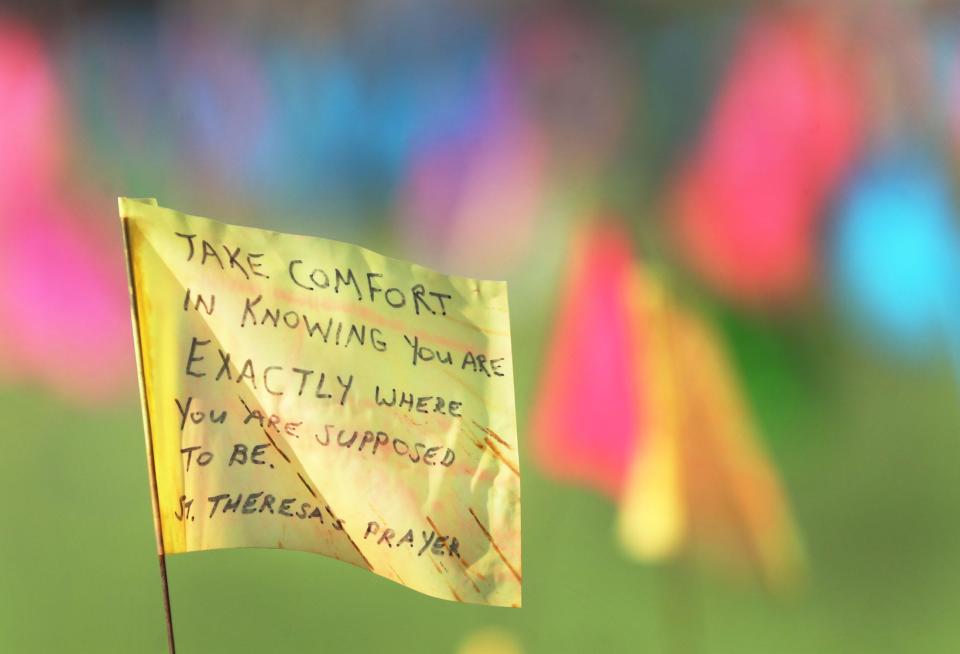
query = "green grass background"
(3, 279, 960, 653)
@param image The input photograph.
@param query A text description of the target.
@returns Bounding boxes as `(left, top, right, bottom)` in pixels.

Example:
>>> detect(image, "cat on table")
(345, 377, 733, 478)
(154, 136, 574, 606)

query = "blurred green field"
(3, 289, 960, 653)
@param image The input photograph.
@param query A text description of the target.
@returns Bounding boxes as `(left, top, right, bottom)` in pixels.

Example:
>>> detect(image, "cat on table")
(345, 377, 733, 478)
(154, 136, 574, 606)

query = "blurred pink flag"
(530, 223, 645, 499)
(672, 8, 862, 305)
(0, 17, 130, 401)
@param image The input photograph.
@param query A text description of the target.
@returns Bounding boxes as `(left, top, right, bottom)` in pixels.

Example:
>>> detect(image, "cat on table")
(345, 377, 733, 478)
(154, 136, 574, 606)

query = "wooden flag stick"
(155, 537, 177, 654)
(121, 215, 177, 654)
(145, 398, 177, 654)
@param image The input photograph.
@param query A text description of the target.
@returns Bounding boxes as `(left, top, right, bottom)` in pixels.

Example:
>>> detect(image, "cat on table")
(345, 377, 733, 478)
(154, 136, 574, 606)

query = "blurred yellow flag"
(120, 198, 521, 607)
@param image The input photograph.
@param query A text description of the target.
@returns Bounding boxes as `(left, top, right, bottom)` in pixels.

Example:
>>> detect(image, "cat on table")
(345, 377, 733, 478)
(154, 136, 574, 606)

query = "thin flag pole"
(121, 214, 177, 654)
(151, 486, 177, 654)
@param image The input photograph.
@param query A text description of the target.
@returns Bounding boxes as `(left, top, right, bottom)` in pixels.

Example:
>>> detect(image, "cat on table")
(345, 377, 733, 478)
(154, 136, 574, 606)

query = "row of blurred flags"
(4, 2, 960, 588)
(532, 223, 804, 590)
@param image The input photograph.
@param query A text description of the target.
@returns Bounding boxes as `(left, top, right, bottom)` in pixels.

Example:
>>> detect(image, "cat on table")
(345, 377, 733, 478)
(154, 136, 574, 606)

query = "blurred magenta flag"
(672, 8, 862, 306)
(0, 16, 63, 193)
(0, 195, 132, 402)
(530, 223, 645, 499)
(0, 16, 130, 401)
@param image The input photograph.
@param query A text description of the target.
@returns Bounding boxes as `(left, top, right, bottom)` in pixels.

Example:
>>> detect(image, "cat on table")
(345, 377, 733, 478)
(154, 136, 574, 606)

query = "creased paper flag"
(120, 197, 521, 607)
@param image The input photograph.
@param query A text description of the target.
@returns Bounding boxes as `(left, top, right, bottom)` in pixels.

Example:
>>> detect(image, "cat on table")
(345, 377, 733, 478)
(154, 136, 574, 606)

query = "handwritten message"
(120, 198, 521, 607)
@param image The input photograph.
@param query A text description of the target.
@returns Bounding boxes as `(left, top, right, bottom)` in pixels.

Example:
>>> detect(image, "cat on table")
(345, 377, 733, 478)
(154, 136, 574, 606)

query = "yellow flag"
(616, 267, 686, 561)
(120, 198, 521, 607)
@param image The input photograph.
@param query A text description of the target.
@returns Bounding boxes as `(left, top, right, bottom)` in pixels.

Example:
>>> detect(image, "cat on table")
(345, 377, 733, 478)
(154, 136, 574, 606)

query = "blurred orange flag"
(120, 198, 521, 606)
(618, 270, 805, 590)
